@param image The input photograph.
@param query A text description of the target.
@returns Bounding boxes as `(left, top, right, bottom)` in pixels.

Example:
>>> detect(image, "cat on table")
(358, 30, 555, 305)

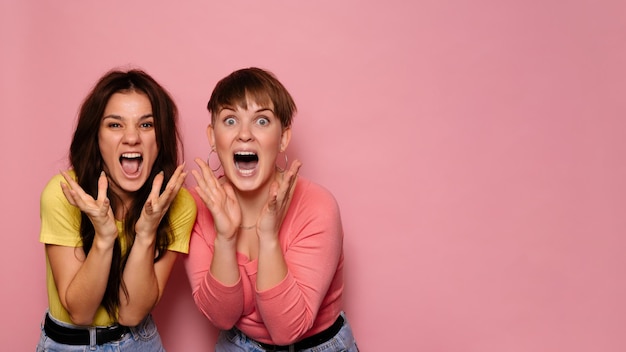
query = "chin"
(114, 175, 149, 193)
(120, 183, 145, 193)
(233, 174, 273, 193)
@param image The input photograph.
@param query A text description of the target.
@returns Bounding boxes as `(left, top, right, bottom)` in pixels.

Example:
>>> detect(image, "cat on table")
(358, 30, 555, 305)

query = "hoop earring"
(276, 152, 288, 172)
(207, 149, 222, 172)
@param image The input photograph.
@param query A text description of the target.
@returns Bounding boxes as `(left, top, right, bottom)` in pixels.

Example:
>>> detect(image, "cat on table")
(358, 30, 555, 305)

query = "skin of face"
(98, 91, 159, 205)
(208, 99, 291, 195)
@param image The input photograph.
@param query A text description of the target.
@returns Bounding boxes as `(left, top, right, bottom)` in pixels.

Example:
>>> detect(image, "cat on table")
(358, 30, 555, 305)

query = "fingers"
(277, 159, 302, 206)
(60, 170, 84, 206)
(266, 182, 280, 212)
(151, 171, 165, 197)
(60, 181, 78, 207)
(96, 171, 110, 207)
(193, 178, 225, 212)
(193, 157, 220, 190)
(59, 171, 113, 231)
(60, 170, 106, 210)
(60, 170, 78, 188)
(147, 164, 187, 214)
(287, 159, 303, 176)
(222, 182, 237, 203)
(192, 158, 226, 209)
(265, 159, 302, 214)
(136, 164, 189, 236)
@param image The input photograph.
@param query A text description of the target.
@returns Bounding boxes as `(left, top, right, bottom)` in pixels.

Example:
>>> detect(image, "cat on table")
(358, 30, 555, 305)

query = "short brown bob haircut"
(207, 67, 297, 129)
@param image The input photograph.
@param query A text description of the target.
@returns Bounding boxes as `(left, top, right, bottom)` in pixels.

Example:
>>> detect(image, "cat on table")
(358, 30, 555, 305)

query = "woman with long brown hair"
(37, 68, 196, 351)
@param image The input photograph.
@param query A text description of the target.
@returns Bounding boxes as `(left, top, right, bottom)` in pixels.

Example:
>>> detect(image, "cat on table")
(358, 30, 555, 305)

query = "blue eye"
(225, 117, 236, 125)
(257, 117, 269, 126)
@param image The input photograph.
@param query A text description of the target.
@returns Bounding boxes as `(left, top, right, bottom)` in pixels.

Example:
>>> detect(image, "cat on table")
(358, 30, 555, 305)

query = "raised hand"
(257, 159, 302, 240)
(60, 170, 118, 241)
(191, 157, 241, 240)
(135, 164, 187, 239)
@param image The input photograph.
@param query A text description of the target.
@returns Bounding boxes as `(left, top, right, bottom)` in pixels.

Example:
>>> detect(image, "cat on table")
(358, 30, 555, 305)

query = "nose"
(123, 126, 140, 145)
(237, 123, 253, 142)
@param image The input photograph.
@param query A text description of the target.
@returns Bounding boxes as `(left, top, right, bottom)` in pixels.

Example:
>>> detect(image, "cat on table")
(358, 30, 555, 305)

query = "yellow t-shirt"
(39, 171, 197, 326)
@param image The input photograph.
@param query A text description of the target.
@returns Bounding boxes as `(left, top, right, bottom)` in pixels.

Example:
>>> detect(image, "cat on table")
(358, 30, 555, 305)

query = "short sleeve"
(39, 173, 82, 247)
(166, 187, 197, 253)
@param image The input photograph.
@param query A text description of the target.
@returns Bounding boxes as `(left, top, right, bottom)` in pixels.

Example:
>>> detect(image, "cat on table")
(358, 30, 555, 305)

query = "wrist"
(133, 232, 157, 247)
(258, 236, 280, 251)
(93, 233, 117, 251)
(257, 228, 280, 242)
(214, 234, 237, 249)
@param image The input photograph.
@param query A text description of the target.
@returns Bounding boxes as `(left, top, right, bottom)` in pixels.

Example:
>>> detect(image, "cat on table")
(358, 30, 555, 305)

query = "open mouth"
(234, 151, 258, 175)
(120, 152, 143, 176)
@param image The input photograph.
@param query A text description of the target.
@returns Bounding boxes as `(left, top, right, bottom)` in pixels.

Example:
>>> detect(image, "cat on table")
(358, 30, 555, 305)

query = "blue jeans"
(36, 312, 165, 352)
(216, 312, 359, 352)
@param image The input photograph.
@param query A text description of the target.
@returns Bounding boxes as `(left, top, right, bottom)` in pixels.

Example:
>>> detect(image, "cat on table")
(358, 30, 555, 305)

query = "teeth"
(235, 151, 256, 156)
(238, 168, 254, 175)
(122, 153, 141, 159)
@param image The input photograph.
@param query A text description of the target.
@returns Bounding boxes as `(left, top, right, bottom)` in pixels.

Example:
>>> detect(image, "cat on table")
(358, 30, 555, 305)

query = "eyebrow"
(218, 106, 275, 114)
(102, 113, 154, 120)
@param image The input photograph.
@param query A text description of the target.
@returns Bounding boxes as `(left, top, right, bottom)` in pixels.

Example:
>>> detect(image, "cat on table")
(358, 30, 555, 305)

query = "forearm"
(63, 238, 114, 325)
(193, 268, 244, 329)
(256, 222, 343, 344)
(186, 227, 244, 329)
(118, 235, 159, 326)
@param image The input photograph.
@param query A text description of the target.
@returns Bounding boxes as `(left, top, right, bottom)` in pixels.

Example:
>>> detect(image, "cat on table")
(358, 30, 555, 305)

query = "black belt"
(44, 313, 130, 346)
(256, 315, 344, 351)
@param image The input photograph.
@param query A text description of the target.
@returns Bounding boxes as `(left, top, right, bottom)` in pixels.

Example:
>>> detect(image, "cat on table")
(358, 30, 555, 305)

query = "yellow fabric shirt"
(39, 171, 196, 326)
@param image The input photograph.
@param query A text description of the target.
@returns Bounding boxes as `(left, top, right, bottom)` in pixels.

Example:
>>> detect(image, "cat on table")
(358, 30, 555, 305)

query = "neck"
(108, 188, 133, 220)
(229, 170, 284, 229)
(231, 181, 273, 229)
(235, 191, 267, 228)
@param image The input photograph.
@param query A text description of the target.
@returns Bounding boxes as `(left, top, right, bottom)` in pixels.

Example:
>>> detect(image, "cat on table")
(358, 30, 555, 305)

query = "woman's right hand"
(192, 158, 241, 241)
(60, 170, 118, 242)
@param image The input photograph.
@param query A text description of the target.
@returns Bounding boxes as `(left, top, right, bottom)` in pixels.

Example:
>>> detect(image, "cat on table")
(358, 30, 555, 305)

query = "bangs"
(210, 76, 272, 114)
(207, 67, 296, 127)
(226, 89, 273, 112)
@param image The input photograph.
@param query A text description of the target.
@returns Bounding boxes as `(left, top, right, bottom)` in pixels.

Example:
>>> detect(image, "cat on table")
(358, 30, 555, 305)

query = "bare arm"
(52, 171, 118, 325)
(117, 248, 177, 326)
(117, 165, 187, 326)
(47, 242, 113, 325)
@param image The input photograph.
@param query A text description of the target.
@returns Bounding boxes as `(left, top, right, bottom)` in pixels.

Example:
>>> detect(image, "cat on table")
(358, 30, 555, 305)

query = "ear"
(280, 127, 292, 152)
(207, 124, 215, 150)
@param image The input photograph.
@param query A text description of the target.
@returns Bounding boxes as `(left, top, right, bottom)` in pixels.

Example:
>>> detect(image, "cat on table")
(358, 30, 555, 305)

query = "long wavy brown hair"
(69, 69, 182, 319)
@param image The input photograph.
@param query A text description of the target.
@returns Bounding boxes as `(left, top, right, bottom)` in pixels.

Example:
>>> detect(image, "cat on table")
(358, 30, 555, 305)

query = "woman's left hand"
(257, 160, 302, 240)
(135, 164, 187, 239)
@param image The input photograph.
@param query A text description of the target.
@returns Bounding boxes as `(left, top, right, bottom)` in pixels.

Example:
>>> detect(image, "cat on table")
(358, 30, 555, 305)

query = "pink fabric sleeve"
(255, 181, 344, 344)
(183, 189, 244, 330)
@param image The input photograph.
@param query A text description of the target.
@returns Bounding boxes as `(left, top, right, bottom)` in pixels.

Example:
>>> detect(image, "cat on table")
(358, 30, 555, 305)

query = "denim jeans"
(216, 312, 359, 352)
(36, 312, 165, 352)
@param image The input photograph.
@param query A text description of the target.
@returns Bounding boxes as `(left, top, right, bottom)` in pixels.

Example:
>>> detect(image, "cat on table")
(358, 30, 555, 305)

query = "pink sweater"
(184, 177, 345, 345)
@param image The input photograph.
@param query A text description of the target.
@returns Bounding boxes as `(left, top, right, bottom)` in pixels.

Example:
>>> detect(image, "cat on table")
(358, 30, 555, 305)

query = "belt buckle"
(96, 325, 127, 345)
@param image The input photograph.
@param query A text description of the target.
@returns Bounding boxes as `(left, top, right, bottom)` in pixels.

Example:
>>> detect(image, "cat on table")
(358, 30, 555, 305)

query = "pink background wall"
(1, 1, 625, 351)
